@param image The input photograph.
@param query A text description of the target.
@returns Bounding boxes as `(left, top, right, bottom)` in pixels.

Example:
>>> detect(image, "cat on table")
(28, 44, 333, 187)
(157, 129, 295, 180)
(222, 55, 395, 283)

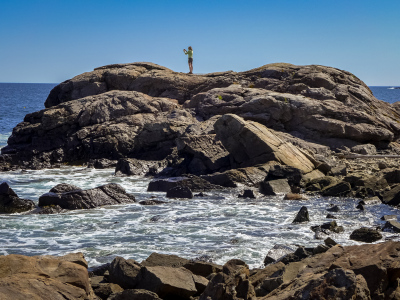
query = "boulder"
(262, 245, 295, 266)
(214, 114, 315, 172)
(238, 189, 257, 198)
(166, 186, 193, 199)
(176, 133, 231, 175)
(292, 206, 310, 223)
(108, 256, 142, 289)
(49, 183, 82, 193)
(0, 254, 94, 299)
(382, 184, 400, 206)
(92, 281, 123, 300)
(259, 242, 400, 299)
(199, 259, 256, 300)
(305, 176, 338, 192)
(260, 178, 291, 196)
(322, 181, 352, 197)
(349, 227, 382, 243)
(201, 164, 271, 188)
(136, 266, 198, 299)
(38, 183, 135, 210)
(0, 182, 35, 213)
(141, 253, 190, 268)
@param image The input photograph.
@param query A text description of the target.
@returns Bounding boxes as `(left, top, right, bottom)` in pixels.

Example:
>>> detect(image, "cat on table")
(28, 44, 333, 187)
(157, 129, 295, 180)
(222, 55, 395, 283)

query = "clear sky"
(0, 0, 399, 85)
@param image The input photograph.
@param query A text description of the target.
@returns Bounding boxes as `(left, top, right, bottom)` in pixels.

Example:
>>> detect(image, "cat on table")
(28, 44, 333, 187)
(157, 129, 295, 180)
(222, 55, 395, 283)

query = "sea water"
(0, 83, 399, 268)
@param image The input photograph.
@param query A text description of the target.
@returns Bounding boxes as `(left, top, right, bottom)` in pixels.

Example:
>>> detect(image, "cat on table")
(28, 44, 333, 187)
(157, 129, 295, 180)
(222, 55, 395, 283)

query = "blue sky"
(0, 0, 399, 85)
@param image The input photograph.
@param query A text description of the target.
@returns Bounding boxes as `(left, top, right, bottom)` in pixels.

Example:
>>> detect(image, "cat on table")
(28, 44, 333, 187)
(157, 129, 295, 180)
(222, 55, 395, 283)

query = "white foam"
(1, 166, 399, 268)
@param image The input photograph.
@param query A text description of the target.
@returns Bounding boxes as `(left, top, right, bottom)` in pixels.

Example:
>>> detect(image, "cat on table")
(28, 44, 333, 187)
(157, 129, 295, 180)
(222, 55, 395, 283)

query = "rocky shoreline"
(1, 240, 399, 299)
(1, 62, 400, 298)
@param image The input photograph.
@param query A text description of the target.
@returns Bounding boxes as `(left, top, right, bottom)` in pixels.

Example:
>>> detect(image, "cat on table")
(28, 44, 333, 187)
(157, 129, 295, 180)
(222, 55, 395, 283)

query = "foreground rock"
(0, 254, 95, 299)
(259, 241, 400, 299)
(38, 183, 135, 210)
(0, 182, 35, 213)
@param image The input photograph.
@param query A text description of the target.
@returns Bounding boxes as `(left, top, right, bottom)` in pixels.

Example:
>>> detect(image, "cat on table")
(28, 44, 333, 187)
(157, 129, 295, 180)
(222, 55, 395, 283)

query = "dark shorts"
(188, 58, 193, 64)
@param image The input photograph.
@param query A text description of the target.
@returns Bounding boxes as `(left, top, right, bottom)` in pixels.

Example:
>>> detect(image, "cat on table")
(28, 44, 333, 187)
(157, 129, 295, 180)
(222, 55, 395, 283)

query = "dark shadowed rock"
(166, 186, 193, 199)
(0, 182, 36, 213)
(349, 227, 382, 243)
(382, 183, 400, 206)
(109, 256, 142, 290)
(322, 181, 352, 197)
(39, 183, 135, 210)
(238, 189, 257, 198)
(92, 281, 123, 300)
(383, 220, 400, 233)
(292, 206, 310, 223)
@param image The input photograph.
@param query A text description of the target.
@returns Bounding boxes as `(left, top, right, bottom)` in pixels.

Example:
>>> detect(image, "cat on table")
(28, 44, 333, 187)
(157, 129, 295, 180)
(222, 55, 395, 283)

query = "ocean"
(0, 82, 399, 268)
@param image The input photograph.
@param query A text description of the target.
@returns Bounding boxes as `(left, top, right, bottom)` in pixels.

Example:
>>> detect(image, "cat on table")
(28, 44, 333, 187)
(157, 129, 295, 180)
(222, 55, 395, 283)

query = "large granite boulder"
(0, 182, 35, 213)
(38, 183, 135, 210)
(214, 114, 316, 172)
(136, 266, 198, 299)
(108, 256, 142, 290)
(0, 254, 95, 299)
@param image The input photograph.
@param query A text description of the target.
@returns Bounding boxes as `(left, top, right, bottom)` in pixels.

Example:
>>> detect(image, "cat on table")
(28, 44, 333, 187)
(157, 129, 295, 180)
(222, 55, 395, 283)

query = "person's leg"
(189, 62, 193, 74)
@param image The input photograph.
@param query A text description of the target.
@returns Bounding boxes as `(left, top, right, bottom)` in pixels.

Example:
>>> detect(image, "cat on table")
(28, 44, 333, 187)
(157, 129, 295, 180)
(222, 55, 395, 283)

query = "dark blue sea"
(0, 82, 399, 267)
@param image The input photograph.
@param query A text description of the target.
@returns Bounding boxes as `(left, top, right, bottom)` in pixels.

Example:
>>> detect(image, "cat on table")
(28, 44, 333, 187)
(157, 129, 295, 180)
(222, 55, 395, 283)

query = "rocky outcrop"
(0, 182, 35, 213)
(2, 62, 400, 172)
(0, 254, 95, 299)
(38, 183, 135, 210)
(2, 90, 196, 169)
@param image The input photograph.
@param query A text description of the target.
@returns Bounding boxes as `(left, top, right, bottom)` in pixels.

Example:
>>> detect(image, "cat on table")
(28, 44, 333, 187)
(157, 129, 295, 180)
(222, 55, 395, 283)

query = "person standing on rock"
(183, 46, 193, 74)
